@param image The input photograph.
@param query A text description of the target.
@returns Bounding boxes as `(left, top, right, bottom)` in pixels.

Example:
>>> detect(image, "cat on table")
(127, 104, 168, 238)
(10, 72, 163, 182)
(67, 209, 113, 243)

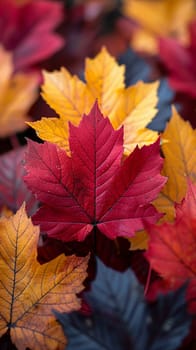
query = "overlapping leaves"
(29, 47, 159, 155)
(123, 0, 196, 54)
(0, 0, 64, 72)
(56, 259, 191, 350)
(25, 102, 165, 243)
(0, 204, 88, 350)
(154, 107, 196, 221)
(0, 2, 195, 350)
(130, 107, 196, 250)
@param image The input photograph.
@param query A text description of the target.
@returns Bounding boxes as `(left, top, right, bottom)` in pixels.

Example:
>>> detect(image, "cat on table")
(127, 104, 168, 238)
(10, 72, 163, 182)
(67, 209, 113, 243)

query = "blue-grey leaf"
(55, 260, 191, 350)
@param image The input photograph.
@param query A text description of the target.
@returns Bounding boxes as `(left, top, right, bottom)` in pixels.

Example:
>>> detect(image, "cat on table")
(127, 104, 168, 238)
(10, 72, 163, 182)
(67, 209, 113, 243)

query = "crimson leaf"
(25, 102, 165, 242)
(0, 0, 64, 72)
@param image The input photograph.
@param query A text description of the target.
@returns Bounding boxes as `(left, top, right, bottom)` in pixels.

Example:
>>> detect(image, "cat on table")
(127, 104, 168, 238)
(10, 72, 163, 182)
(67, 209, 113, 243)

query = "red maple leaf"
(145, 181, 196, 314)
(25, 102, 165, 243)
(0, 0, 64, 72)
(159, 20, 196, 99)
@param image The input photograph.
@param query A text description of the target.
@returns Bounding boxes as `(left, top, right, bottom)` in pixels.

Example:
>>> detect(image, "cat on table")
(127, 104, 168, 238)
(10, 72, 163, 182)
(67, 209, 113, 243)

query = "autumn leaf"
(145, 181, 196, 313)
(154, 107, 196, 221)
(129, 230, 148, 251)
(0, 46, 38, 137)
(109, 50, 173, 132)
(0, 204, 89, 350)
(159, 20, 196, 99)
(123, 0, 196, 54)
(109, 80, 159, 155)
(0, 0, 64, 72)
(29, 47, 159, 154)
(56, 259, 191, 350)
(0, 146, 38, 215)
(118, 48, 150, 85)
(25, 102, 165, 243)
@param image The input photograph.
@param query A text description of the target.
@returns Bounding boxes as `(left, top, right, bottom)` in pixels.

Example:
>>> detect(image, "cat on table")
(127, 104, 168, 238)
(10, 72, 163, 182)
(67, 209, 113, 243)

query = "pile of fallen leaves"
(0, 1, 196, 349)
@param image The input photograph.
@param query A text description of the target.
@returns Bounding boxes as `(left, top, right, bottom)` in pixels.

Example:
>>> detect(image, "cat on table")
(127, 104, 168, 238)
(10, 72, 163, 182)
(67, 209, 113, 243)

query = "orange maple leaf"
(29, 47, 159, 155)
(0, 204, 89, 350)
(0, 46, 38, 137)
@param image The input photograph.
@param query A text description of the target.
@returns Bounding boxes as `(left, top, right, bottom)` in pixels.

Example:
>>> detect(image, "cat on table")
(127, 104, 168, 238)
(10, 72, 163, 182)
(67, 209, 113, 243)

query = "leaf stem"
(93, 225, 97, 255)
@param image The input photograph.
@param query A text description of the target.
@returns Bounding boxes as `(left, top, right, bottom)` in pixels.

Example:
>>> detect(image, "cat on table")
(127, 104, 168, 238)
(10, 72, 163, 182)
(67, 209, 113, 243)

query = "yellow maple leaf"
(123, 0, 196, 54)
(84, 48, 125, 115)
(109, 81, 159, 154)
(154, 107, 196, 221)
(29, 47, 159, 154)
(0, 46, 38, 137)
(129, 229, 148, 251)
(130, 107, 196, 250)
(0, 204, 89, 350)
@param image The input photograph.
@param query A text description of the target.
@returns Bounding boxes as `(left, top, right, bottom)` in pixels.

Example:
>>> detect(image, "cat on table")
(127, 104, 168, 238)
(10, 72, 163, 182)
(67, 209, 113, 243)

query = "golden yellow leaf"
(29, 47, 158, 154)
(123, 0, 196, 54)
(0, 204, 89, 350)
(130, 108, 196, 249)
(0, 47, 38, 137)
(110, 81, 159, 128)
(124, 127, 159, 155)
(154, 108, 196, 221)
(129, 230, 148, 251)
(85, 47, 125, 115)
(29, 117, 69, 150)
(29, 68, 94, 152)
(109, 81, 159, 154)
(41, 68, 94, 122)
